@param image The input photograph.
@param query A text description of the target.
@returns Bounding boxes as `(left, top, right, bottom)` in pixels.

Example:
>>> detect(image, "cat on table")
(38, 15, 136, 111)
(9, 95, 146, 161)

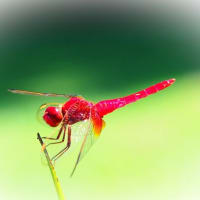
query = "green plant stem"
(37, 133, 66, 200)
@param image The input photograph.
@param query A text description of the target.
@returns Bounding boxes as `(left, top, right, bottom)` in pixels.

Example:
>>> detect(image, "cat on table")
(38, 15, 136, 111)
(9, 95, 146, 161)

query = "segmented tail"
(94, 79, 175, 117)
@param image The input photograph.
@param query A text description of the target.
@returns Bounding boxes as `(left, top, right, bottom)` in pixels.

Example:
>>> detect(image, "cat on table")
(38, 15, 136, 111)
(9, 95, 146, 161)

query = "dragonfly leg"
(42, 126, 64, 141)
(51, 126, 71, 162)
(46, 126, 66, 148)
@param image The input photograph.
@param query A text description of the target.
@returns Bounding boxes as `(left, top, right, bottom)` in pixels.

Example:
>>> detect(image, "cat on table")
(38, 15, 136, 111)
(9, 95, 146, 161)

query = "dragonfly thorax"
(42, 97, 93, 127)
(62, 97, 93, 125)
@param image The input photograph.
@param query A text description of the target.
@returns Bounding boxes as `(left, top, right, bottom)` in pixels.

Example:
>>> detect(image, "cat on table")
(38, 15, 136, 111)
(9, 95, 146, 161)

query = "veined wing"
(42, 119, 97, 165)
(8, 89, 76, 98)
(70, 118, 100, 177)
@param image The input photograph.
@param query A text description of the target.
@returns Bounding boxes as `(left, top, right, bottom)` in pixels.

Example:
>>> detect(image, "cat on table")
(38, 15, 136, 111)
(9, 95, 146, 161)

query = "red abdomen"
(94, 79, 175, 117)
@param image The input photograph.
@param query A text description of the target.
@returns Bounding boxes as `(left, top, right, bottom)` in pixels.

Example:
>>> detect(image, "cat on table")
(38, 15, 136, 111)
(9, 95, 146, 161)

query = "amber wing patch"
(92, 111, 105, 136)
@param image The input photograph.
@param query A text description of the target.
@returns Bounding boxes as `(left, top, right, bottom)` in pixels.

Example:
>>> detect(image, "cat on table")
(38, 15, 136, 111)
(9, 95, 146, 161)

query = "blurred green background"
(0, 2, 200, 200)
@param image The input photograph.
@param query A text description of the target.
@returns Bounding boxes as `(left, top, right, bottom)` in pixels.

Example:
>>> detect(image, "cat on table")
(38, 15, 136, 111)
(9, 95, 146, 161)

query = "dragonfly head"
(43, 106, 63, 127)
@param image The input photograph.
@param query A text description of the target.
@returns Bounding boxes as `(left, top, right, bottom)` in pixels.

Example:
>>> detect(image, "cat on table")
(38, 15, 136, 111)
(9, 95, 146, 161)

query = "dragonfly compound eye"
(43, 106, 63, 127)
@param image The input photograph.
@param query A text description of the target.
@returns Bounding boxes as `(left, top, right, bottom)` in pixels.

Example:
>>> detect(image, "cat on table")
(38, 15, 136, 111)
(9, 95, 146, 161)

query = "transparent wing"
(40, 119, 95, 164)
(70, 118, 100, 177)
(70, 120, 93, 144)
(8, 89, 76, 98)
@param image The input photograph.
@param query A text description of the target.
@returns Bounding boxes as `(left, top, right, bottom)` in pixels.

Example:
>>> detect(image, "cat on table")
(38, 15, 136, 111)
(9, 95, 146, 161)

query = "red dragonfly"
(8, 78, 175, 176)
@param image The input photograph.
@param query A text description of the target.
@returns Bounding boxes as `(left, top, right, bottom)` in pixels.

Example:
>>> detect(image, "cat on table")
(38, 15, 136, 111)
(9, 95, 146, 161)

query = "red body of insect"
(8, 78, 175, 175)
(43, 78, 175, 136)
